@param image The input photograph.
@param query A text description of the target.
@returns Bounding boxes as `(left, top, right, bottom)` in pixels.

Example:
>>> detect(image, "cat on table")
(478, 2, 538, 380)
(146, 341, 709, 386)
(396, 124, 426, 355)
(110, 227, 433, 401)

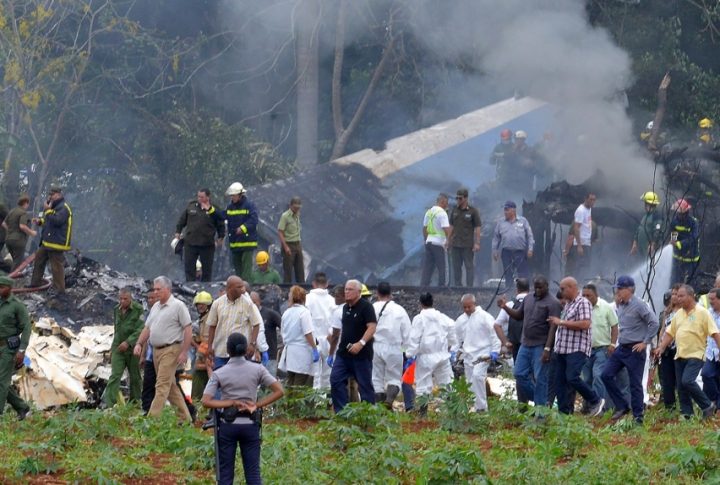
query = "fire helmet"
(645, 121, 654, 131)
(640, 191, 660, 205)
(361, 284, 372, 297)
(671, 198, 691, 214)
(225, 182, 246, 196)
(193, 291, 213, 306)
(500, 129, 512, 140)
(256, 251, 270, 265)
(515, 130, 528, 140)
(698, 118, 714, 129)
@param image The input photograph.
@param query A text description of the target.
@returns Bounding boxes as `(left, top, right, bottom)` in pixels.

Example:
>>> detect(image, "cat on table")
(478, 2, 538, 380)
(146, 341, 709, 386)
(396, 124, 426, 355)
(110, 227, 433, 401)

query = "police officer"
(202, 333, 284, 485)
(0, 275, 32, 419)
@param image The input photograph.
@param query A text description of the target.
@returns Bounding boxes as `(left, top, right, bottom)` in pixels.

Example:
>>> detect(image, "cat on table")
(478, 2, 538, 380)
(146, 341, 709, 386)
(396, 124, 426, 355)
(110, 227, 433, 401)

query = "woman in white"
(278, 286, 320, 387)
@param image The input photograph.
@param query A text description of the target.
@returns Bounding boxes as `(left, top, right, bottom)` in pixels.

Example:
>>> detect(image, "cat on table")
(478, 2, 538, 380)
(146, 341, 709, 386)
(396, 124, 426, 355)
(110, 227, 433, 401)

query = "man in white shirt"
(420, 193, 452, 287)
(372, 282, 411, 408)
(455, 294, 501, 411)
(564, 192, 596, 282)
(306, 272, 336, 389)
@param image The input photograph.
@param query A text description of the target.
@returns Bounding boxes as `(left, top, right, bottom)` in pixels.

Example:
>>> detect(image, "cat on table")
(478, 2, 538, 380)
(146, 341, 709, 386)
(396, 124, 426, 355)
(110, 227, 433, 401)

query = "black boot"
(375, 392, 387, 404)
(385, 385, 400, 409)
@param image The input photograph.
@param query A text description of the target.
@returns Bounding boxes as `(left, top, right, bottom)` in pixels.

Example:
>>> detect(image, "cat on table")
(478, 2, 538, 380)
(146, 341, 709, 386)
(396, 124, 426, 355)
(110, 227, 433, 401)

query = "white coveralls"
(371, 300, 411, 393)
(406, 308, 458, 396)
(454, 308, 501, 411)
(277, 304, 315, 375)
(306, 288, 336, 389)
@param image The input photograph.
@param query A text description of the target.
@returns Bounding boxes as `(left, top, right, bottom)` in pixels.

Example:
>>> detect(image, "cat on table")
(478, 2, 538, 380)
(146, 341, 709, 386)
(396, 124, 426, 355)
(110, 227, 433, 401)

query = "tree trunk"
(295, 0, 321, 168)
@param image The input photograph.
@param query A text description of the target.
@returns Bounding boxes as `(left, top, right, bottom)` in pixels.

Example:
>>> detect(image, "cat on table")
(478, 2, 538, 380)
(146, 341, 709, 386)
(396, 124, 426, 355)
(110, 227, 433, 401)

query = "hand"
(473, 243, 480, 252)
(43, 201, 52, 211)
(117, 342, 129, 353)
(607, 344, 615, 356)
(236, 400, 257, 413)
(632, 342, 647, 353)
(348, 343, 363, 355)
(503, 341, 513, 351)
(497, 296, 507, 308)
(577, 245, 584, 256)
(133, 344, 142, 357)
(326, 355, 334, 367)
(312, 348, 320, 362)
(177, 350, 188, 366)
(283, 244, 291, 256)
(493, 252, 499, 262)
(14, 351, 24, 369)
(404, 357, 416, 370)
(246, 343, 256, 358)
(541, 350, 551, 364)
(261, 352, 269, 365)
(490, 352, 499, 362)
(547, 316, 562, 326)
(527, 250, 533, 259)
(652, 348, 662, 360)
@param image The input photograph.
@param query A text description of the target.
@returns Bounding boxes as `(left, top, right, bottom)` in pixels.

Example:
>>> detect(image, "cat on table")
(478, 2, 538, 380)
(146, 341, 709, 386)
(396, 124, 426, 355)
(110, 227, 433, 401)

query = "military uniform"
(103, 301, 144, 406)
(0, 291, 31, 417)
(176, 200, 225, 282)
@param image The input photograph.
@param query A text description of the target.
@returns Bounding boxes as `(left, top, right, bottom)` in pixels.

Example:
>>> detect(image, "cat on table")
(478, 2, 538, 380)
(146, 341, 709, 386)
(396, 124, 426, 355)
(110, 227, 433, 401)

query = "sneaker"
(588, 398, 605, 417)
(702, 403, 716, 420)
(201, 417, 216, 430)
(611, 408, 630, 421)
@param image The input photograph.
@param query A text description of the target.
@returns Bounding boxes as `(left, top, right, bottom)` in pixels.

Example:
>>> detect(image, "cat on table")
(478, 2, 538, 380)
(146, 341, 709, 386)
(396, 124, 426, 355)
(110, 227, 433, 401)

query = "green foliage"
(437, 377, 483, 433)
(417, 447, 490, 485)
(271, 387, 332, 420)
(664, 430, 720, 479)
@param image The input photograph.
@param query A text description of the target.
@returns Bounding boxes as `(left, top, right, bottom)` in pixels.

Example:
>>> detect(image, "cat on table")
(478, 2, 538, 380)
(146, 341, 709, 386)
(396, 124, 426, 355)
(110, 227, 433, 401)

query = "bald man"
(548, 277, 605, 416)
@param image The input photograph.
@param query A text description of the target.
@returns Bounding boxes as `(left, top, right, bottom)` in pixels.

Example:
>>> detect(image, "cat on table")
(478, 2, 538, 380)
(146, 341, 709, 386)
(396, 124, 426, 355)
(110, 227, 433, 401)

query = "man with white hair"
(133, 276, 193, 423)
(454, 294, 501, 412)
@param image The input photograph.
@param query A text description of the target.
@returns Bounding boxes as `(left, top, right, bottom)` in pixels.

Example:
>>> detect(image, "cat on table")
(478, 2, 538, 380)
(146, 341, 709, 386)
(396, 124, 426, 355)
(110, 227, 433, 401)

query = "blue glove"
(404, 357, 415, 371)
(450, 351, 457, 364)
(490, 352, 499, 362)
(312, 348, 320, 363)
(261, 351, 269, 365)
(326, 355, 334, 367)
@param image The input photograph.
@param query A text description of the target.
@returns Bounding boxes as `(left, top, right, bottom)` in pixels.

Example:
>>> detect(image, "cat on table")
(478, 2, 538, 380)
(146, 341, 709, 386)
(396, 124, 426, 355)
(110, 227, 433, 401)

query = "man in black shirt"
(251, 292, 281, 376)
(328, 279, 377, 412)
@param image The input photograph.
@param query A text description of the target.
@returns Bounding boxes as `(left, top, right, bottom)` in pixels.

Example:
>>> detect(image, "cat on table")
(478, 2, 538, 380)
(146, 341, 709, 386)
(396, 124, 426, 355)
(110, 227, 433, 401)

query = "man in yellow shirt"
(655, 284, 720, 419)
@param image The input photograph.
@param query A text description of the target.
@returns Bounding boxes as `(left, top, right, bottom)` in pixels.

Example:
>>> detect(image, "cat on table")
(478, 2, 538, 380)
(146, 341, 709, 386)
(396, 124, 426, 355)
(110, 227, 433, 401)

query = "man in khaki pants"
(134, 276, 192, 423)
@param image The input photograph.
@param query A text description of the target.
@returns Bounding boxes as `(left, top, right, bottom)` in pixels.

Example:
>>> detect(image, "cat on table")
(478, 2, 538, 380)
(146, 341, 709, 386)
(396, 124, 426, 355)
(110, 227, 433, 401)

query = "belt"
(154, 341, 181, 350)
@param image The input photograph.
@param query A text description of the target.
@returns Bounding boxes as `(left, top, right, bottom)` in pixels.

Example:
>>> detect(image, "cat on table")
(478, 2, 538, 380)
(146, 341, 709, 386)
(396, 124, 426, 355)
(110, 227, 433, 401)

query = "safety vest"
(425, 206, 445, 238)
(40, 200, 72, 251)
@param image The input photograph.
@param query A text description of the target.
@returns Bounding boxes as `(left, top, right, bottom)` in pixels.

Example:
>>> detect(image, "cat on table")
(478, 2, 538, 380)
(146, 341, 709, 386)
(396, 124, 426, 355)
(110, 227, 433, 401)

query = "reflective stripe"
(207, 206, 215, 215)
(42, 241, 71, 251)
(42, 203, 72, 251)
(672, 254, 699, 262)
(227, 209, 249, 215)
(230, 241, 258, 248)
(674, 226, 690, 232)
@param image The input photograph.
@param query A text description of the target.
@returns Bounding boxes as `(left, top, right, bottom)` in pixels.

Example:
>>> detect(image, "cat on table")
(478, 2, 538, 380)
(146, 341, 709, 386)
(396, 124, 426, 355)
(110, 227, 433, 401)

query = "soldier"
(0, 276, 32, 419)
(102, 288, 145, 408)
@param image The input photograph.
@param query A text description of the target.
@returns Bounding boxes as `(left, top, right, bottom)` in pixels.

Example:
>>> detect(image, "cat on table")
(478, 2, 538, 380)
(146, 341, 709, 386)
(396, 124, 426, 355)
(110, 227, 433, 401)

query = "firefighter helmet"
(500, 129, 512, 140)
(225, 182, 246, 196)
(193, 291, 213, 306)
(361, 284, 371, 297)
(641, 191, 660, 205)
(515, 130, 528, 139)
(699, 118, 714, 129)
(672, 198, 691, 213)
(699, 133, 711, 144)
(256, 251, 270, 265)
(646, 121, 654, 131)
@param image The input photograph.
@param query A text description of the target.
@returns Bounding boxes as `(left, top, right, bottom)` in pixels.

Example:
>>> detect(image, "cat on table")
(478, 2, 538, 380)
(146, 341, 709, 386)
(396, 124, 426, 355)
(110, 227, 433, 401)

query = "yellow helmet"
(640, 191, 660, 205)
(699, 133, 711, 144)
(256, 251, 270, 265)
(699, 118, 714, 129)
(193, 291, 213, 306)
(360, 284, 371, 297)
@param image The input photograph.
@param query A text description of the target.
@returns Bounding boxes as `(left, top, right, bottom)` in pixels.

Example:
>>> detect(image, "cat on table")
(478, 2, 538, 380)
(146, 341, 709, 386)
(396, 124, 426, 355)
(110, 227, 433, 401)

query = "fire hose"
(8, 253, 52, 293)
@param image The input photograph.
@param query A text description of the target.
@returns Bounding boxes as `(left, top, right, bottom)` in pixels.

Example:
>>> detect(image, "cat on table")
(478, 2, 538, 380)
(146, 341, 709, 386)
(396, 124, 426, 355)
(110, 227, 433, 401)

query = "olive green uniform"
(103, 301, 144, 406)
(250, 267, 282, 285)
(0, 294, 31, 416)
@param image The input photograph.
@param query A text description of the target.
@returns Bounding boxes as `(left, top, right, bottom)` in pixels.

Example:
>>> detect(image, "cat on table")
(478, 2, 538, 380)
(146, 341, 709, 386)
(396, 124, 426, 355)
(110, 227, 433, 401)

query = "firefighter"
(669, 198, 700, 285)
(225, 182, 259, 281)
(489, 128, 514, 183)
(630, 191, 665, 262)
(29, 186, 72, 293)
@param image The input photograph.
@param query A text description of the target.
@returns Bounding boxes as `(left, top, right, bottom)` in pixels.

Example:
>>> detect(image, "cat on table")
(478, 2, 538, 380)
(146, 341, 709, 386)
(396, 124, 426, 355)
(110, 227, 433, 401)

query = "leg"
(679, 358, 712, 412)
(233, 251, 246, 279)
(184, 245, 200, 282)
(658, 349, 677, 409)
(513, 345, 536, 404)
(282, 248, 293, 283)
(555, 354, 571, 414)
(29, 246, 49, 287)
(142, 359, 156, 413)
(702, 360, 720, 406)
(471, 362, 489, 411)
(420, 243, 434, 286)
(545, 352, 558, 407)
(500, 249, 513, 282)
(589, 348, 610, 407)
(217, 423, 240, 485)
(103, 349, 126, 407)
(354, 358, 376, 404)
(293, 243, 305, 283)
(564, 246, 577, 278)
(238, 424, 263, 485)
(625, 349, 646, 420)
(48, 251, 66, 292)
(432, 357, 453, 389)
(199, 245, 215, 282)
(240, 251, 254, 282)
(463, 247, 475, 287)
(372, 351, 386, 394)
(601, 348, 629, 413)
(191, 369, 209, 402)
(7, 242, 25, 270)
(433, 245, 447, 287)
(0, 348, 29, 415)
(451, 247, 463, 287)
(330, 355, 351, 412)
(127, 354, 142, 402)
(414, 355, 435, 397)
(564, 352, 599, 407)
(150, 345, 192, 421)
(514, 250, 530, 280)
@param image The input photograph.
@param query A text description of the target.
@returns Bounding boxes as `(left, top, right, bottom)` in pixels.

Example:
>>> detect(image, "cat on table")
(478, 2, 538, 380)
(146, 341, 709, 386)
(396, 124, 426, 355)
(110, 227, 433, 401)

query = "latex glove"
(312, 348, 320, 363)
(450, 351, 457, 364)
(261, 352, 269, 365)
(404, 357, 415, 371)
(490, 352, 499, 362)
(326, 355, 334, 367)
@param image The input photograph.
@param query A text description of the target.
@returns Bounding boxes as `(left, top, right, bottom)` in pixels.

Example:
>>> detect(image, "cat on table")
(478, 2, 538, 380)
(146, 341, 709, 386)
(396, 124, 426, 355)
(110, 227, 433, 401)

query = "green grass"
(1, 389, 719, 484)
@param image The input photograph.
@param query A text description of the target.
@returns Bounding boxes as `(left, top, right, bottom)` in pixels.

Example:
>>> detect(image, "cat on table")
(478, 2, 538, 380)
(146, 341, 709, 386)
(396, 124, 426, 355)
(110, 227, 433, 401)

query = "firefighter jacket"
(39, 197, 72, 251)
(670, 214, 700, 262)
(176, 200, 225, 247)
(226, 196, 258, 252)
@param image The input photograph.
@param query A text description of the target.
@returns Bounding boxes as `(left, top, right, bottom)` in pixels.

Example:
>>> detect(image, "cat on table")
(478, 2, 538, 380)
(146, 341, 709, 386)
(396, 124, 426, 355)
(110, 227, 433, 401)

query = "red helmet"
(672, 198, 691, 214)
(500, 129, 512, 141)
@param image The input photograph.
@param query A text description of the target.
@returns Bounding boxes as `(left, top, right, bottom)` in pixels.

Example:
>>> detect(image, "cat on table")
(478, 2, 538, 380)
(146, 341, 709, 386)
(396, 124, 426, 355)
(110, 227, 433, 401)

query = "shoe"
(702, 403, 716, 420)
(201, 417, 216, 430)
(588, 398, 605, 417)
(634, 417, 644, 426)
(611, 408, 630, 421)
(18, 409, 31, 421)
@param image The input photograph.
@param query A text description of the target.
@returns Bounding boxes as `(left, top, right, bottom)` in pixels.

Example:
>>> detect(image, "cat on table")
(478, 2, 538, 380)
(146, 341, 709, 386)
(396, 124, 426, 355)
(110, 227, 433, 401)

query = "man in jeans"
(655, 284, 720, 419)
(601, 275, 658, 424)
(498, 276, 561, 410)
(548, 277, 605, 416)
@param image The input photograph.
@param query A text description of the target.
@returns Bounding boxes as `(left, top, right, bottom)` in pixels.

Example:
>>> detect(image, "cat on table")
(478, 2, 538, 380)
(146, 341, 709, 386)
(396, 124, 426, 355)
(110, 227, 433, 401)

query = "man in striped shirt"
(548, 277, 605, 416)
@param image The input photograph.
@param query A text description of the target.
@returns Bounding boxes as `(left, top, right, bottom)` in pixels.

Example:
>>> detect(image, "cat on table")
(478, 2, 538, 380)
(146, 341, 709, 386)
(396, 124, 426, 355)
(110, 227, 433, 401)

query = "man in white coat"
(305, 272, 336, 389)
(406, 292, 458, 413)
(454, 294, 501, 411)
(372, 281, 411, 408)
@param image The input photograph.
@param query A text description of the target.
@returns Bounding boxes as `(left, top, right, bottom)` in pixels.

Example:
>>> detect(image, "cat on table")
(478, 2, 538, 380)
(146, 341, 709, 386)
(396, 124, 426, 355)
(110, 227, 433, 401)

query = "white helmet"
(226, 182, 246, 196)
(515, 130, 528, 139)
(646, 121, 654, 131)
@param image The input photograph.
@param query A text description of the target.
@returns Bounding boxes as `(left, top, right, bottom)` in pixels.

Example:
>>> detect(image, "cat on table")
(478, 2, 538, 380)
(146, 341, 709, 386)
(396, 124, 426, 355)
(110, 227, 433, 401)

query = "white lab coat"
(372, 300, 411, 392)
(455, 308, 501, 411)
(278, 304, 314, 375)
(306, 288, 335, 388)
(406, 308, 457, 396)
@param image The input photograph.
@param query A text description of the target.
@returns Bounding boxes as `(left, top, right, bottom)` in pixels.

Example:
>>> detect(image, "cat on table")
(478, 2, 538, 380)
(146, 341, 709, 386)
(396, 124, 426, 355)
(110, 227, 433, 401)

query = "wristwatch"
(543, 347, 551, 352)
(359, 339, 366, 347)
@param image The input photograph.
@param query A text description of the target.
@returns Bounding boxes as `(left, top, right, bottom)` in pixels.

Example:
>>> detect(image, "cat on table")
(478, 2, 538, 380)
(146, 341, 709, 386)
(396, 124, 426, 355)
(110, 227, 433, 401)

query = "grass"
(1, 388, 719, 484)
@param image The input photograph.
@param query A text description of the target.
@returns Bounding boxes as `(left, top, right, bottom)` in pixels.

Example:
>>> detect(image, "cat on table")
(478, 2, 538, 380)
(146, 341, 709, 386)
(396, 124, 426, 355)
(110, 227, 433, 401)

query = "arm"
(492, 222, 501, 259)
(328, 328, 341, 356)
(653, 332, 674, 358)
(19, 223, 37, 237)
(126, 314, 144, 347)
(494, 323, 511, 349)
(245, 202, 259, 232)
(178, 325, 192, 365)
(499, 299, 523, 321)
(473, 226, 481, 252)
(405, 317, 422, 357)
(609, 324, 618, 354)
(422, 225, 428, 240)
(212, 206, 226, 239)
(133, 327, 151, 356)
(175, 207, 187, 237)
(348, 323, 377, 355)
(304, 332, 317, 350)
(489, 320, 502, 354)
(550, 317, 591, 330)
(524, 219, 535, 255)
